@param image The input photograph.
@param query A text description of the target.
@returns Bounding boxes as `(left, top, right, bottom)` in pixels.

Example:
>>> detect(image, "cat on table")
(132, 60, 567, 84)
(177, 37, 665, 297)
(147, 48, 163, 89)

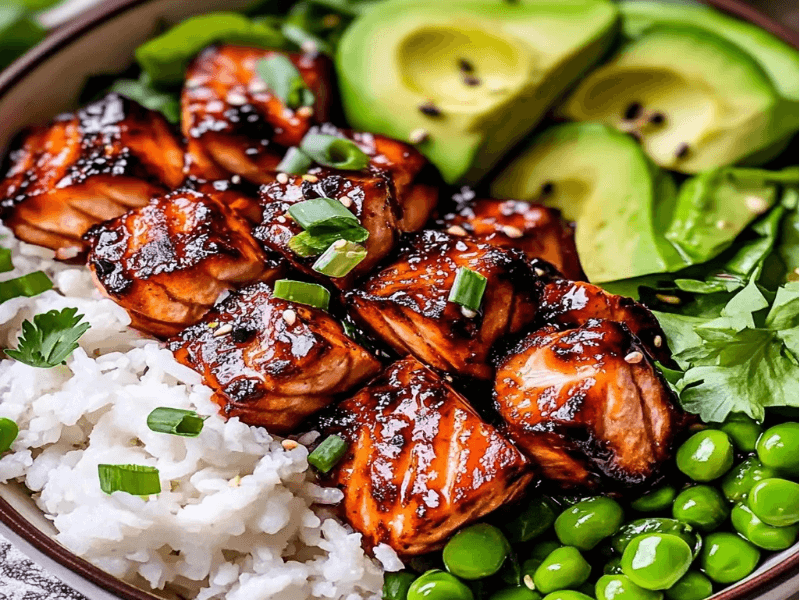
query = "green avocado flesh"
(335, 0, 618, 184)
(491, 123, 684, 283)
(563, 25, 783, 174)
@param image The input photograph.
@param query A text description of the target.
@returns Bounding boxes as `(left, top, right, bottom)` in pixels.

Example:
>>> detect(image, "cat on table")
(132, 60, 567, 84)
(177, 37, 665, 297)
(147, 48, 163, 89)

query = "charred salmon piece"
(348, 230, 543, 380)
(317, 356, 534, 556)
(309, 124, 438, 232)
(182, 46, 333, 183)
(539, 279, 671, 364)
(439, 198, 585, 281)
(0, 94, 184, 258)
(494, 319, 682, 489)
(85, 188, 282, 337)
(253, 170, 399, 289)
(169, 281, 381, 434)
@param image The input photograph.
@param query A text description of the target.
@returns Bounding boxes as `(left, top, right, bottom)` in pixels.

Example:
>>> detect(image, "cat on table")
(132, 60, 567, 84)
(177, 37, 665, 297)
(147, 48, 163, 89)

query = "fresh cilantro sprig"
(5, 308, 91, 368)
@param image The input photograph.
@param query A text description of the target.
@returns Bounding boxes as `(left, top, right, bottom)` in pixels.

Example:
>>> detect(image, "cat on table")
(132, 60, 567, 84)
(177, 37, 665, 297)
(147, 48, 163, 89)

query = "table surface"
(1, 0, 798, 598)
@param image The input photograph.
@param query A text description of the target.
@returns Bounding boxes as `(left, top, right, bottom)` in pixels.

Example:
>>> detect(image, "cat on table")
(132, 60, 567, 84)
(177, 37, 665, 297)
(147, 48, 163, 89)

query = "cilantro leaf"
(5, 308, 91, 368)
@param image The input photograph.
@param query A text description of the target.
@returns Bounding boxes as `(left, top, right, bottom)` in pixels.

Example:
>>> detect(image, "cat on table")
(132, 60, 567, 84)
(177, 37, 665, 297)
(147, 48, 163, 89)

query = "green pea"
(664, 571, 713, 600)
(719, 413, 762, 452)
(620, 534, 692, 590)
(748, 478, 799, 526)
(676, 430, 734, 482)
(604, 557, 624, 575)
(611, 519, 702, 559)
(383, 572, 416, 600)
(541, 593, 593, 600)
(756, 422, 799, 474)
(554, 496, 625, 550)
(533, 546, 591, 594)
(506, 496, 558, 543)
(631, 486, 677, 513)
(699, 532, 761, 584)
(407, 570, 474, 600)
(443, 523, 510, 580)
(530, 540, 562, 562)
(720, 456, 778, 503)
(489, 588, 543, 600)
(671, 485, 729, 532)
(731, 503, 799, 551)
(595, 574, 664, 600)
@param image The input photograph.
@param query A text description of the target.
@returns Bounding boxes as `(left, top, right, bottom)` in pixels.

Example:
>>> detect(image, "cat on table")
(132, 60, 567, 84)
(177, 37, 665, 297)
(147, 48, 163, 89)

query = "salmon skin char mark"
(315, 356, 534, 556)
(182, 45, 333, 184)
(253, 170, 399, 289)
(84, 187, 283, 338)
(537, 278, 673, 365)
(169, 281, 381, 434)
(347, 229, 545, 380)
(0, 93, 184, 259)
(438, 195, 585, 281)
(493, 319, 684, 490)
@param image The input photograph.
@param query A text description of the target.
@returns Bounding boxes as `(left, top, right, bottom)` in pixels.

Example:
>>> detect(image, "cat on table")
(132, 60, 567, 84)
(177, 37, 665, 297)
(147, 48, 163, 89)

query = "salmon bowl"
(0, 0, 796, 599)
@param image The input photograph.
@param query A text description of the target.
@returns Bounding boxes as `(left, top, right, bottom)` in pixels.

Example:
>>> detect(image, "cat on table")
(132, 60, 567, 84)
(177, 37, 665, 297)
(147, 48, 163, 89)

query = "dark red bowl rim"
(0, 1, 796, 599)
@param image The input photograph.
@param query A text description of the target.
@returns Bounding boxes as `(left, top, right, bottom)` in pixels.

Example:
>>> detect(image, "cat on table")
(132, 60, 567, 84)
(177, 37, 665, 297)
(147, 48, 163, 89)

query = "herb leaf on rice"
(5, 307, 91, 368)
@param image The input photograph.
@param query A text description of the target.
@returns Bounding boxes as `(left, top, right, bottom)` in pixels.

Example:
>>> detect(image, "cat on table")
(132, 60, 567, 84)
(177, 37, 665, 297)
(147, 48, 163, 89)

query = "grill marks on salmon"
(349, 230, 544, 379)
(182, 46, 333, 183)
(85, 188, 281, 337)
(494, 319, 682, 489)
(170, 282, 381, 434)
(0, 94, 184, 258)
(318, 356, 533, 556)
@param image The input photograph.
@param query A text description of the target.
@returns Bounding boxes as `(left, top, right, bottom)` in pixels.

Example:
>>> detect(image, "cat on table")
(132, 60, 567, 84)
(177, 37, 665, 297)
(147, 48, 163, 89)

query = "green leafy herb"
(281, 23, 332, 54)
(98, 464, 161, 496)
(299, 133, 370, 170)
(147, 408, 205, 437)
(0, 271, 53, 304)
(255, 54, 314, 109)
(5, 308, 91, 368)
(0, 418, 18, 453)
(289, 226, 369, 257)
(287, 197, 369, 258)
(111, 77, 181, 123)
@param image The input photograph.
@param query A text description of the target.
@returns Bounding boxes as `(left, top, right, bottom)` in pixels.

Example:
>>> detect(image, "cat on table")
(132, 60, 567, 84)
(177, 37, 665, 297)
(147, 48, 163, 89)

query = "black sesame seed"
(463, 75, 481, 87)
(675, 143, 691, 159)
(458, 58, 474, 73)
(623, 102, 643, 121)
(649, 112, 666, 125)
(231, 328, 254, 344)
(419, 102, 442, 117)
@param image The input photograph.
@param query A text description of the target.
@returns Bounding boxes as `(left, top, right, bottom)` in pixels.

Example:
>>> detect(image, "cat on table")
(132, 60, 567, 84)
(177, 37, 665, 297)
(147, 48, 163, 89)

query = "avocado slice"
(335, 0, 618, 184)
(491, 123, 684, 283)
(562, 25, 785, 174)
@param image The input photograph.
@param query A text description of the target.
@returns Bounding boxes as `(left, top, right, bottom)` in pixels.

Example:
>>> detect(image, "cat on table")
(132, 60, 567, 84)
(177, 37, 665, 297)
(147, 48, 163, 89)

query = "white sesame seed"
(333, 239, 348, 249)
(534, 267, 546, 277)
(745, 195, 770, 214)
(302, 174, 319, 183)
(185, 78, 203, 89)
(231, 175, 241, 184)
(277, 215, 287, 224)
(523, 575, 535, 590)
(654, 335, 663, 348)
(461, 306, 478, 319)
(502, 225, 524, 239)
(213, 323, 233, 337)
(283, 309, 297, 326)
(625, 351, 644, 364)
(409, 128, 429, 144)
(248, 79, 268, 94)
(446, 225, 468, 237)
(296, 106, 314, 118)
(301, 40, 318, 54)
(282, 439, 299, 450)
(276, 172, 289, 184)
(339, 197, 353, 208)
(226, 92, 248, 106)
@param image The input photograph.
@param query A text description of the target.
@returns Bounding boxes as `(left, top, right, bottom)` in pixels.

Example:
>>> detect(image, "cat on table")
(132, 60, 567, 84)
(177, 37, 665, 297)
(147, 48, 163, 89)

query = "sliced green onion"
(146, 407, 205, 437)
(277, 147, 313, 174)
(308, 434, 348, 473)
(300, 133, 370, 171)
(255, 54, 314, 109)
(289, 226, 369, 257)
(0, 271, 52, 304)
(313, 240, 367, 277)
(98, 464, 161, 496)
(288, 197, 358, 230)
(0, 418, 18, 453)
(273, 279, 331, 311)
(448, 267, 487, 312)
(281, 23, 332, 55)
(0, 248, 12, 274)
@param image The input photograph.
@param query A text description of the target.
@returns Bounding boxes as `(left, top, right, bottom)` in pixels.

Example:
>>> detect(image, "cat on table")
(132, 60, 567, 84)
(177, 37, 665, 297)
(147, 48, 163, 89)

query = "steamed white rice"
(0, 226, 397, 599)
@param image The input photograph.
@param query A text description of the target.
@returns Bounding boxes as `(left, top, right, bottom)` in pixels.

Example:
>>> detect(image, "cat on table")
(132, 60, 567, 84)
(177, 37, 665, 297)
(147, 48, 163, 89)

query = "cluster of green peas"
(381, 417, 799, 600)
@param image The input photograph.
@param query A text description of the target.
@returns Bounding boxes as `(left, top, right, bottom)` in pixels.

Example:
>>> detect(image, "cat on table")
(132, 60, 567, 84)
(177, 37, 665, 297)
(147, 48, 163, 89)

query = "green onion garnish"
(288, 197, 358, 230)
(0, 418, 18, 453)
(277, 147, 313, 174)
(273, 279, 331, 311)
(281, 23, 332, 55)
(308, 434, 348, 473)
(146, 407, 205, 437)
(0, 271, 52, 304)
(289, 227, 369, 258)
(448, 267, 487, 312)
(255, 54, 314, 109)
(0, 248, 13, 273)
(299, 133, 370, 171)
(313, 240, 367, 277)
(98, 464, 161, 496)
